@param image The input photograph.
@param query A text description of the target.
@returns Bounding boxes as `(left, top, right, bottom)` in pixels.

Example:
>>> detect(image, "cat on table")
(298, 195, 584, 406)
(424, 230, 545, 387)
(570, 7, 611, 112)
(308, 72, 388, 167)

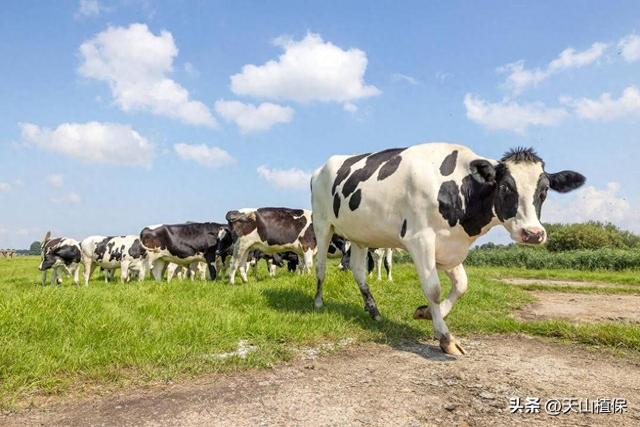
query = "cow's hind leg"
(414, 263, 468, 320)
(384, 249, 393, 281)
(407, 235, 464, 355)
(350, 244, 381, 321)
(313, 225, 332, 309)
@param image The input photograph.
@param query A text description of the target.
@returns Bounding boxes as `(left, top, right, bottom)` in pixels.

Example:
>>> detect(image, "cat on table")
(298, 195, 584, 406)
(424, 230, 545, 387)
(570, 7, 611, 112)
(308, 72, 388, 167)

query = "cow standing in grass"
(140, 222, 232, 282)
(38, 231, 82, 286)
(225, 208, 316, 284)
(80, 235, 150, 285)
(311, 144, 585, 355)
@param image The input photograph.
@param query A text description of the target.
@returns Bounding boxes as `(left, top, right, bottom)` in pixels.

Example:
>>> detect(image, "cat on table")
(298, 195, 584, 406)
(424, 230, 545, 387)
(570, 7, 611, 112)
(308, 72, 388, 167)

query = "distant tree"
(29, 241, 41, 255)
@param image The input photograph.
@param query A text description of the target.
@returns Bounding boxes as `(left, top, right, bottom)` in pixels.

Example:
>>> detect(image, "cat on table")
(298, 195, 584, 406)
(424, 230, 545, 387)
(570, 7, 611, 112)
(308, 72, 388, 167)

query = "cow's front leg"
(414, 263, 468, 320)
(407, 236, 465, 356)
(151, 259, 166, 282)
(350, 244, 381, 321)
(41, 270, 47, 287)
(72, 265, 80, 286)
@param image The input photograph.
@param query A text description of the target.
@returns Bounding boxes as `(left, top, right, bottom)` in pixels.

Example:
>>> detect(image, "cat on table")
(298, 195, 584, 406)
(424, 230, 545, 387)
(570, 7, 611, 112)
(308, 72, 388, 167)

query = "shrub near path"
(0, 257, 639, 408)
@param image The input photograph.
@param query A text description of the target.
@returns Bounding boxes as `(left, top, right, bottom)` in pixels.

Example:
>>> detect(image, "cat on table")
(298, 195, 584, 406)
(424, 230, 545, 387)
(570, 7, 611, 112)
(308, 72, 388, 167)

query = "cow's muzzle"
(521, 228, 546, 245)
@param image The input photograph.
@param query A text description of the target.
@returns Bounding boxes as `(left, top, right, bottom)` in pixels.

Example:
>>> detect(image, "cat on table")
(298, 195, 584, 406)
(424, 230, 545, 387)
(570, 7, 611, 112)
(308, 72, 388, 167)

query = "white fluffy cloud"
(500, 42, 607, 94)
(214, 100, 294, 133)
(79, 23, 216, 127)
(75, 0, 102, 18)
(257, 165, 311, 190)
(230, 33, 380, 108)
(46, 174, 64, 188)
(50, 192, 82, 205)
(0, 183, 11, 193)
(464, 94, 568, 133)
(568, 86, 640, 120)
(174, 143, 235, 168)
(618, 34, 640, 62)
(20, 122, 154, 167)
(545, 182, 639, 232)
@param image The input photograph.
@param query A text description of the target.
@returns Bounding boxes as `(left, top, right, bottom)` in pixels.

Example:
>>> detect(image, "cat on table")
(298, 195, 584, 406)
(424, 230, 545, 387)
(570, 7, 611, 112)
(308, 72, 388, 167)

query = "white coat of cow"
(80, 235, 150, 285)
(311, 143, 585, 355)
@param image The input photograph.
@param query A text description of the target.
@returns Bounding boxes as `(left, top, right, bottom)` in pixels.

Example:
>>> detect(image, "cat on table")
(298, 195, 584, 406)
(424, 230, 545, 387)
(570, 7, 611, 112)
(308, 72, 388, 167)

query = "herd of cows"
(37, 142, 586, 355)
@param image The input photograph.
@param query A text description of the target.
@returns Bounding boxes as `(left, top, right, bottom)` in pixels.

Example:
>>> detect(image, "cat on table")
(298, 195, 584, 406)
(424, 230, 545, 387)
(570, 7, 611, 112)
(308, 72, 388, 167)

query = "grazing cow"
(80, 235, 149, 285)
(38, 231, 81, 286)
(245, 250, 300, 279)
(311, 144, 585, 355)
(225, 208, 316, 284)
(139, 222, 232, 282)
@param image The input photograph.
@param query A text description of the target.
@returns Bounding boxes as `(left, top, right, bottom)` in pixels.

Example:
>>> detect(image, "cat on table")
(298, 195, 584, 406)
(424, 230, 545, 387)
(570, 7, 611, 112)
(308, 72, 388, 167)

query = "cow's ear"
(42, 231, 51, 246)
(548, 170, 586, 193)
(225, 210, 243, 223)
(470, 160, 497, 185)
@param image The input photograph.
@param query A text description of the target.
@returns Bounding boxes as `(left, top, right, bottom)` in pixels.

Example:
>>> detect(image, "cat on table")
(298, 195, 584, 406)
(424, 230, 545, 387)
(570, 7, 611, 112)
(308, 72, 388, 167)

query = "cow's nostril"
(522, 228, 545, 243)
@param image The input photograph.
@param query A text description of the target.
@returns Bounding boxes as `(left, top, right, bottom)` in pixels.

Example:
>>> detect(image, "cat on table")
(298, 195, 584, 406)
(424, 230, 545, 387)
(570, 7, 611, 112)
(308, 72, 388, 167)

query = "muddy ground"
(4, 335, 639, 426)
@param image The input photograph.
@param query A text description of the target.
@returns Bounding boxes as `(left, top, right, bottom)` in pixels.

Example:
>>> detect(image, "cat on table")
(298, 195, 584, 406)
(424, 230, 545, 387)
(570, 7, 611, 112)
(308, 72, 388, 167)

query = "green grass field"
(0, 257, 639, 408)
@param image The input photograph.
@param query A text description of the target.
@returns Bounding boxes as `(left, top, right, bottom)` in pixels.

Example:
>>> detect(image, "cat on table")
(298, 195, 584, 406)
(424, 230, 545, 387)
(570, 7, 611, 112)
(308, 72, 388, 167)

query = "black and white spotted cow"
(38, 231, 82, 286)
(139, 222, 232, 282)
(225, 208, 316, 284)
(245, 250, 300, 279)
(311, 143, 585, 355)
(80, 235, 149, 285)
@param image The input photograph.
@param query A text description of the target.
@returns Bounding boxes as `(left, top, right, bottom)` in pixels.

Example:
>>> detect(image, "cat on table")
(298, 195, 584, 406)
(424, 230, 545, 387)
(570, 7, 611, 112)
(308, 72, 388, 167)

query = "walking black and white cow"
(38, 231, 82, 286)
(80, 235, 149, 285)
(311, 143, 585, 355)
(139, 222, 232, 282)
(225, 208, 316, 284)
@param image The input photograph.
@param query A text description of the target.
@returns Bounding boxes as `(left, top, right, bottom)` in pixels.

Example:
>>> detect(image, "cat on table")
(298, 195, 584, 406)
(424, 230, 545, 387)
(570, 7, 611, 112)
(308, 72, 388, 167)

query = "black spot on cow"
(400, 219, 407, 237)
(300, 225, 316, 251)
(128, 239, 147, 259)
(532, 173, 550, 219)
(439, 150, 458, 176)
(333, 193, 341, 217)
(438, 181, 463, 227)
(459, 173, 497, 236)
(255, 208, 308, 246)
(332, 153, 370, 195)
(94, 237, 111, 260)
(377, 155, 402, 180)
(438, 161, 498, 236)
(341, 148, 406, 198)
(349, 189, 362, 211)
(493, 164, 518, 222)
(56, 244, 81, 265)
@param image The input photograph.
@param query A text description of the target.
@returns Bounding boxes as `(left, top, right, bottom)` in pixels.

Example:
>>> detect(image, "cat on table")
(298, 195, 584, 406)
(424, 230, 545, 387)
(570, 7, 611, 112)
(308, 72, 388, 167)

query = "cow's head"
(38, 231, 59, 270)
(475, 148, 585, 245)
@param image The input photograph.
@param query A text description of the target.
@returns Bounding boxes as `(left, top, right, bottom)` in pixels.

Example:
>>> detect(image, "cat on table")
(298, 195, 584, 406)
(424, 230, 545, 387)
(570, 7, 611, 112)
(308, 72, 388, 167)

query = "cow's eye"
(500, 184, 511, 193)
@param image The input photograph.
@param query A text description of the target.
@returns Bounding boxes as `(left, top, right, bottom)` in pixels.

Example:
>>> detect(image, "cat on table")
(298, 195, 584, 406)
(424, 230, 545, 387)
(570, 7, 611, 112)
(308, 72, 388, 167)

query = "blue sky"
(1, 0, 640, 248)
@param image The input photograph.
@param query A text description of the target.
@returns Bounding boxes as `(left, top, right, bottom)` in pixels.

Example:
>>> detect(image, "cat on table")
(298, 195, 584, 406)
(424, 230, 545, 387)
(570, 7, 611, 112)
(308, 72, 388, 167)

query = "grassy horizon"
(0, 257, 638, 408)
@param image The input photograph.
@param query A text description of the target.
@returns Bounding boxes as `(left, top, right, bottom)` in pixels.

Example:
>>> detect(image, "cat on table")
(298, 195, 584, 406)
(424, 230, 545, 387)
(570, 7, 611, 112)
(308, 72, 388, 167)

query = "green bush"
(466, 247, 640, 270)
(545, 222, 640, 252)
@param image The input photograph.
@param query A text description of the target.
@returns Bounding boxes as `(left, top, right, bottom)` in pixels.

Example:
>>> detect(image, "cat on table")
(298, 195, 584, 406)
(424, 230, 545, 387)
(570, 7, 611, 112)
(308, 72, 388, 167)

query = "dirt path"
(515, 292, 640, 323)
(500, 278, 637, 289)
(4, 335, 639, 426)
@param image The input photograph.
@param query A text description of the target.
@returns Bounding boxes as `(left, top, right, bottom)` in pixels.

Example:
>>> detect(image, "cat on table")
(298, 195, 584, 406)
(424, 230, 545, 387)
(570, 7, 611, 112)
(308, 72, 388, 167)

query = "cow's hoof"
(439, 334, 466, 356)
(314, 298, 324, 310)
(413, 305, 431, 320)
